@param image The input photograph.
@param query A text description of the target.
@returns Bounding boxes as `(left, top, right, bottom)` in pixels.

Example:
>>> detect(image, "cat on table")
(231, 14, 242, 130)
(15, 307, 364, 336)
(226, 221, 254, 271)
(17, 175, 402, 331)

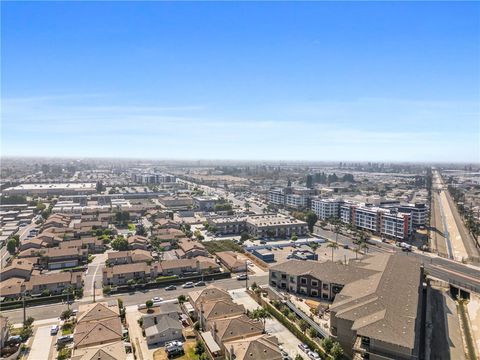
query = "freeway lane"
(2, 274, 269, 324)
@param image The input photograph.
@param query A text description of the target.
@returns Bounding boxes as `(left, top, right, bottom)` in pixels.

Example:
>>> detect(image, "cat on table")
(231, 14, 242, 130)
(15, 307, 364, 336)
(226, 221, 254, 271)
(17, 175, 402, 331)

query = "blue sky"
(2, 2, 479, 162)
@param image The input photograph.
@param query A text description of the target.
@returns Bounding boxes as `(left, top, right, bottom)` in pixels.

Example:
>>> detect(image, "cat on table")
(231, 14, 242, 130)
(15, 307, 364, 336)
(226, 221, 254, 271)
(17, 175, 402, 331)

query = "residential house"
(144, 316, 183, 346)
(178, 238, 209, 258)
(127, 235, 148, 250)
(102, 263, 159, 286)
(107, 249, 152, 266)
(0, 258, 35, 280)
(224, 334, 283, 360)
(207, 314, 263, 346)
(215, 251, 246, 273)
(74, 302, 123, 350)
(0, 277, 26, 299)
(71, 341, 126, 360)
(18, 247, 88, 270)
(26, 272, 83, 295)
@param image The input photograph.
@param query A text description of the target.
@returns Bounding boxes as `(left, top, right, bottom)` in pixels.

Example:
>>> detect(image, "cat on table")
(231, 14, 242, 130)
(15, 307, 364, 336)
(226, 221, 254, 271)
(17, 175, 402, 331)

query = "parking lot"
(259, 241, 364, 266)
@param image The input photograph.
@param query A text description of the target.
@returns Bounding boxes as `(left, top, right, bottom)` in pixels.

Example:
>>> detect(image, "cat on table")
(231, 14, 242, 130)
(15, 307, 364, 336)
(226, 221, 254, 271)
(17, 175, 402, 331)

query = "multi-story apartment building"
(397, 203, 428, 228)
(245, 214, 308, 238)
(314, 199, 415, 240)
(311, 198, 342, 220)
(285, 193, 309, 209)
(131, 172, 176, 185)
(268, 188, 285, 206)
(269, 254, 424, 360)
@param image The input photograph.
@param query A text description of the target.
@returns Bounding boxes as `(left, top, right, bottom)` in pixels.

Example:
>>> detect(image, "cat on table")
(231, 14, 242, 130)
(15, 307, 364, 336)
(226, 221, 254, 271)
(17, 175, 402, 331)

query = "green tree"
(145, 300, 153, 311)
(308, 327, 318, 338)
(6, 239, 16, 254)
(321, 337, 334, 353)
(291, 233, 298, 241)
(240, 232, 250, 241)
(178, 295, 186, 304)
(305, 211, 318, 233)
(111, 236, 129, 251)
(250, 307, 270, 331)
(299, 319, 309, 333)
(295, 355, 304, 360)
(327, 242, 339, 262)
(330, 342, 344, 359)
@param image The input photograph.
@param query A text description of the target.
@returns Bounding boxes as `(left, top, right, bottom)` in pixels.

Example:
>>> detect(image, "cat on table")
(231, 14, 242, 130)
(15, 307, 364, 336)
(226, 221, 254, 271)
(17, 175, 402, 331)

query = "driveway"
(265, 318, 303, 359)
(28, 325, 55, 360)
(84, 252, 107, 299)
(229, 289, 260, 311)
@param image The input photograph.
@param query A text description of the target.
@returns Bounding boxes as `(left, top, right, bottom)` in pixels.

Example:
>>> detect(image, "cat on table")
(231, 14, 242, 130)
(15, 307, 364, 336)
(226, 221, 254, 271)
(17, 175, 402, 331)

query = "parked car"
(236, 274, 248, 281)
(182, 282, 194, 288)
(56, 335, 73, 345)
(152, 296, 163, 302)
(343, 244, 349, 249)
(308, 351, 321, 360)
(165, 340, 183, 348)
(165, 285, 177, 291)
(166, 347, 184, 358)
(50, 325, 59, 335)
(298, 343, 309, 353)
(194, 281, 206, 287)
(260, 240, 267, 245)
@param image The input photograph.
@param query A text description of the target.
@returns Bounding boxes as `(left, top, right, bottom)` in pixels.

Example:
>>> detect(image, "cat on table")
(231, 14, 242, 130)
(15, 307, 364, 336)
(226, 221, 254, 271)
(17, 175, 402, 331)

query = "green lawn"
(127, 223, 136, 231)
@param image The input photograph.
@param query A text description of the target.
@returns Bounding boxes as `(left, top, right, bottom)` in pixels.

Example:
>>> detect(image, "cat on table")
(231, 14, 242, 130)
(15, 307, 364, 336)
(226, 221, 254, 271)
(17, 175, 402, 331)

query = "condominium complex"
(269, 254, 424, 360)
(207, 214, 308, 238)
(312, 198, 426, 239)
(131, 172, 176, 184)
(268, 187, 315, 209)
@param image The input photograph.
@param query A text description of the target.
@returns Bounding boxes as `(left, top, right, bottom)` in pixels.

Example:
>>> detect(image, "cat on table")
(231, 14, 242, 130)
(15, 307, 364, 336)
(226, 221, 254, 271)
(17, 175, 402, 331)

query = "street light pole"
(245, 260, 248, 290)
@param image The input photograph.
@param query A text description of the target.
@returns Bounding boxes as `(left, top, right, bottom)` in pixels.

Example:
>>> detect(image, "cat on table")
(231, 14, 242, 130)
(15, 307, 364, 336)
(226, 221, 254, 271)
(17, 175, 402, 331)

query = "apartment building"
(131, 172, 176, 185)
(245, 214, 308, 238)
(285, 193, 309, 209)
(311, 198, 342, 220)
(268, 188, 285, 206)
(397, 203, 428, 228)
(207, 216, 247, 235)
(269, 254, 424, 360)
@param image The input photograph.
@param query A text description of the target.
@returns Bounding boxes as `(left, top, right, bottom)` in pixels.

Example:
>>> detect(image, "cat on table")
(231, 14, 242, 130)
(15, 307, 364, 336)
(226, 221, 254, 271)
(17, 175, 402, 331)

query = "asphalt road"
(3, 274, 269, 324)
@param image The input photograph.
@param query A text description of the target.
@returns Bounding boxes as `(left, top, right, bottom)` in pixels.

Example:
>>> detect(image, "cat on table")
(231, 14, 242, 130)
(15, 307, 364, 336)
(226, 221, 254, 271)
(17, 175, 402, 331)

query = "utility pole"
(93, 281, 96, 303)
(245, 260, 248, 290)
(22, 292, 26, 325)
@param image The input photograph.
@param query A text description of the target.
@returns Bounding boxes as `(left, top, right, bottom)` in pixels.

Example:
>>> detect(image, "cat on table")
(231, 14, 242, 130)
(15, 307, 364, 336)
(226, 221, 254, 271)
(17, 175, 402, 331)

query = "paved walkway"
(28, 325, 54, 360)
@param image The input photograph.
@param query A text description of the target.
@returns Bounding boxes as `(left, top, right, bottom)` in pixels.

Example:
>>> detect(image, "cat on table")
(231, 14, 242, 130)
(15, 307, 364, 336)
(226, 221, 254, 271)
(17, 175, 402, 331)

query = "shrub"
(57, 347, 71, 360)
(60, 309, 73, 320)
(103, 286, 112, 294)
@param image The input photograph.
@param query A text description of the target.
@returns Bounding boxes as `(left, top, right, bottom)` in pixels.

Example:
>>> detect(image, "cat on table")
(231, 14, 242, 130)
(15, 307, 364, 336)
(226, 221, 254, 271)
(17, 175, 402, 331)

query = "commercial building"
(269, 254, 424, 359)
(3, 183, 97, 196)
(193, 196, 218, 211)
(268, 187, 315, 209)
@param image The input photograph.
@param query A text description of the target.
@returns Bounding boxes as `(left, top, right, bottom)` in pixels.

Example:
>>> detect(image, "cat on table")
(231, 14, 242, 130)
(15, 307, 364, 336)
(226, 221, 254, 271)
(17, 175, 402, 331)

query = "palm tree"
(250, 307, 270, 332)
(327, 242, 339, 262)
(360, 243, 369, 254)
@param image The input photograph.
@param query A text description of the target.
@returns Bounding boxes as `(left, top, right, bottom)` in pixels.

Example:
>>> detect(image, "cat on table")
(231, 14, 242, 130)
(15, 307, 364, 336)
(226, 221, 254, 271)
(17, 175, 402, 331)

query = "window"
(312, 280, 319, 287)
(300, 277, 307, 285)
(323, 283, 329, 290)
(281, 274, 287, 279)
(311, 289, 318, 296)
(271, 272, 277, 278)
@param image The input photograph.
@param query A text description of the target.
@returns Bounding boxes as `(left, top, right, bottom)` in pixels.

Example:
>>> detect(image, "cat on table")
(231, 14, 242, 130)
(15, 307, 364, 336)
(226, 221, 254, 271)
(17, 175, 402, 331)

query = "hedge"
(0, 293, 72, 311)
